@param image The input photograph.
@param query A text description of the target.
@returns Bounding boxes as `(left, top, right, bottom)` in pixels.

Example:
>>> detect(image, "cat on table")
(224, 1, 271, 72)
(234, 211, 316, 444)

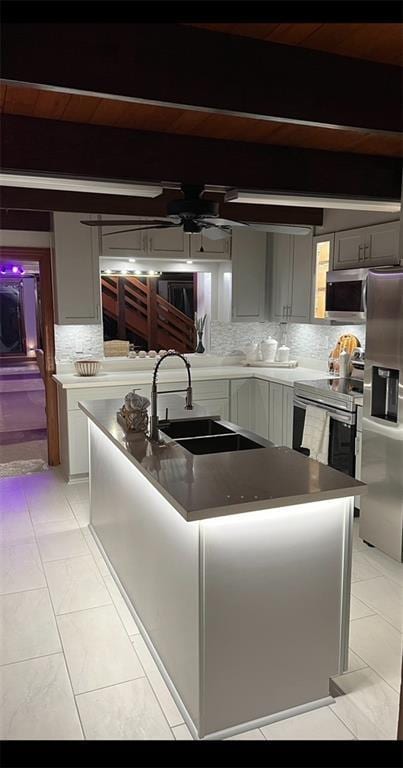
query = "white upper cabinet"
(231, 229, 268, 322)
(269, 232, 313, 323)
(51, 212, 101, 325)
(333, 221, 400, 270)
(147, 227, 189, 258)
(365, 222, 400, 267)
(271, 234, 293, 321)
(288, 233, 313, 322)
(100, 216, 148, 257)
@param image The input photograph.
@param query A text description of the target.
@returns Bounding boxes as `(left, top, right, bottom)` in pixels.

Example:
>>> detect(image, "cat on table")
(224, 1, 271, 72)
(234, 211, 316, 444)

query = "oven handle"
(293, 396, 356, 425)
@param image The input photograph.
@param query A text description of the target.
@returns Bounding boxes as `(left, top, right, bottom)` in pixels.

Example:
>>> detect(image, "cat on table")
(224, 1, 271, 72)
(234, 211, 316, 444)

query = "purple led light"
(18, 266, 25, 275)
(0, 266, 6, 275)
(11, 266, 19, 274)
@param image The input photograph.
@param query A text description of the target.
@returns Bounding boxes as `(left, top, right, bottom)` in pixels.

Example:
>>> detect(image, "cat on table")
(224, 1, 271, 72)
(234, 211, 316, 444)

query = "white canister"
(261, 336, 278, 363)
(277, 344, 290, 363)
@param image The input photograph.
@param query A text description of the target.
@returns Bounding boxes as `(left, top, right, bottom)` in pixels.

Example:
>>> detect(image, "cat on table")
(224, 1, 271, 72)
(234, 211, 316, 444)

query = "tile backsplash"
(210, 321, 366, 360)
(54, 324, 104, 362)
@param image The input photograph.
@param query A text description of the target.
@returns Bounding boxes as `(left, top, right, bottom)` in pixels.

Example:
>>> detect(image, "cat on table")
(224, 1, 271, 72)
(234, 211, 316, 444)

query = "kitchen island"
(80, 395, 365, 740)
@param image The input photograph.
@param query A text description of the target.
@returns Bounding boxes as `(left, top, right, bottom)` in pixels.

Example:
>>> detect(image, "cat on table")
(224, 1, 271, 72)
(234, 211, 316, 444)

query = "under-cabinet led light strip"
(101, 269, 162, 277)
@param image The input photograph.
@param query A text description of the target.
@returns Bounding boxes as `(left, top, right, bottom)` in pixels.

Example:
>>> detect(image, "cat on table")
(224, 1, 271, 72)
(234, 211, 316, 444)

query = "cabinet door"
(270, 234, 292, 321)
(230, 379, 252, 430)
(364, 222, 400, 266)
(268, 383, 284, 445)
(52, 213, 101, 324)
(231, 229, 267, 322)
(333, 229, 364, 269)
(147, 227, 189, 258)
(289, 234, 313, 323)
(100, 217, 148, 257)
(194, 397, 229, 420)
(191, 232, 231, 259)
(251, 379, 270, 439)
(282, 385, 294, 448)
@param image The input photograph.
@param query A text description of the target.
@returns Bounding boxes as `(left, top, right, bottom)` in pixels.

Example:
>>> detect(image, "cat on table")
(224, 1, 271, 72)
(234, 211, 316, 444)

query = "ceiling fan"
(80, 184, 311, 242)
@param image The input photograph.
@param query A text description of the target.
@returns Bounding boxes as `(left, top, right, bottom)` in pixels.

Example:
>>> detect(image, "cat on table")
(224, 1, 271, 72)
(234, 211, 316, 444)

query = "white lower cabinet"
(230, 379, 253, 431)
(251, 379, 270, 439)
(58, 376, 295, 480)
(282, 386, 294, 449)
(268, 383, 284, 446)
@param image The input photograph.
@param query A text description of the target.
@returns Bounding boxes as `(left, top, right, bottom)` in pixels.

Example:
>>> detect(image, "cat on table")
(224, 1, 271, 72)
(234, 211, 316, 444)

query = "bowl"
(74, 360, 102, 376)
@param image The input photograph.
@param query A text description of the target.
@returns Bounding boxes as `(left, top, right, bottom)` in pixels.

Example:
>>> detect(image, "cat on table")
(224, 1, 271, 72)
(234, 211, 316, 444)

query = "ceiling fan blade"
(202, 217, 250, 228)
(102, 223, 179, 237)
(202, 226, 230, 241)
(81, 217, 176, 227)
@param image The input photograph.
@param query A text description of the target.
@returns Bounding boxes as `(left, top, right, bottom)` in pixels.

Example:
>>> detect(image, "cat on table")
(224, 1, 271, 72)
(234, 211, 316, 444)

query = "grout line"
(0, 650, 63, 669)
(330, 705, 358, 740)
(73, 673, 149, 701)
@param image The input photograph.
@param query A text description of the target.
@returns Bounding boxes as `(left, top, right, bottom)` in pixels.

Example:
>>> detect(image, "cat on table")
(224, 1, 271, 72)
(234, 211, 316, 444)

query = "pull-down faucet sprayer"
(148, 352, 193, 442)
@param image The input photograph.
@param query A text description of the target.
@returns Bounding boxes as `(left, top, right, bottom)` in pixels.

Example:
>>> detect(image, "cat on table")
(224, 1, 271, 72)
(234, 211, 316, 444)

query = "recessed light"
(128, 258, 136, 263)
(104, 269, 112, 274)
(186, 260, 193, 264)
(121, 269, 128, 275)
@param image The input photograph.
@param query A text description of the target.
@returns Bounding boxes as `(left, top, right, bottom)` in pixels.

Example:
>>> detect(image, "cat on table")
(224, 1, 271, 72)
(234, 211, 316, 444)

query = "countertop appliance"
(360, 267, 403, 562)
(326, 267, 369, 322)
(293, 377, 363, 481)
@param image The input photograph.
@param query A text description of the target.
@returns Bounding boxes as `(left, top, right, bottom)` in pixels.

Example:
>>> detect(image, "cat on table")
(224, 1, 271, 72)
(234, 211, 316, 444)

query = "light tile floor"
(0, 468, 401, 741)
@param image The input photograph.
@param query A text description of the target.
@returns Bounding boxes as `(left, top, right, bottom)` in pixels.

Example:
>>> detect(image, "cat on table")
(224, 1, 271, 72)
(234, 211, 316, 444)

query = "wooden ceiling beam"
(0, 190, 324, 227)
(2, 23, 401, 134)
(2, 115, 401, 201)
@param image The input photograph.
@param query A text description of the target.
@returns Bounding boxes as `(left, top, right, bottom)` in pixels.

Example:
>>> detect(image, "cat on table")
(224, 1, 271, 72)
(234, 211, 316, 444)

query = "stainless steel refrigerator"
(360, 267, 403, 562)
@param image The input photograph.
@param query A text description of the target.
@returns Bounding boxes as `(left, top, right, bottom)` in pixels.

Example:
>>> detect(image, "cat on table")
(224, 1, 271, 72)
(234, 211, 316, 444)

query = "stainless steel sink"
(159, 418, 234, 439)
(175, 433, 265, 455)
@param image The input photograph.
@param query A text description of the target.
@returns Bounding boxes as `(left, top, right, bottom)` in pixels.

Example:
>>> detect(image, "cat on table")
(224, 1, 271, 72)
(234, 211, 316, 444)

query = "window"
(313, 237, 333, 321)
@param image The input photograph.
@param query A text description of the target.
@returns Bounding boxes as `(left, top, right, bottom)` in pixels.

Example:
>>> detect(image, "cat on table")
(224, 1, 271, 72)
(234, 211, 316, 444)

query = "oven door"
(293, 396, 356, 477)
(325, 268, 368, 322)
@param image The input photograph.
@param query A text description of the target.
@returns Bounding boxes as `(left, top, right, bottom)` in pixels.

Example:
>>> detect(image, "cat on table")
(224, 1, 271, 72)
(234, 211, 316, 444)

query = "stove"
(294, 377, 363, 413)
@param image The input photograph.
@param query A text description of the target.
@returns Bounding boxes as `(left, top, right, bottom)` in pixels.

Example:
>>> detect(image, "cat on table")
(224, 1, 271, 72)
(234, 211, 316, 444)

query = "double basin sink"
(159, 418, 265, 455)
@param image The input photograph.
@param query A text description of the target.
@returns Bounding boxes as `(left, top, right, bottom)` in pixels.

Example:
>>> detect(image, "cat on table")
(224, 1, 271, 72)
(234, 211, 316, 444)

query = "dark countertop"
(79, 395, 366, 522)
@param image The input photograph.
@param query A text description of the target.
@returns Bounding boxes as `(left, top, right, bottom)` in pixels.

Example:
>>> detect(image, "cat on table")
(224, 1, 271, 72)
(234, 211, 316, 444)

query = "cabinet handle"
(143, 235, 147, 252)
(149, 237, 153, 251)
(363, 244, 370, 260)
(358, 245, 363, 261)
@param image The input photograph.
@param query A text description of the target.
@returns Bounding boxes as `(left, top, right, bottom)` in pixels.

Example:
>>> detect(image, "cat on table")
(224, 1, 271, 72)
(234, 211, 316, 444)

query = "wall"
(22, 277, 38, 357)
(0, 230, 51, 248)
(315, 210, 399, 236)
(54, 324, 104, 362)
(210, 321, 366, 361)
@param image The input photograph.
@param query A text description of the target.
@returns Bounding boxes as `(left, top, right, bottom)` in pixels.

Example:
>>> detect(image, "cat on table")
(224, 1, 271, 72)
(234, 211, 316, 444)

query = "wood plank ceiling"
(1, 83, 402, 158)
(184, 23, 403, 66)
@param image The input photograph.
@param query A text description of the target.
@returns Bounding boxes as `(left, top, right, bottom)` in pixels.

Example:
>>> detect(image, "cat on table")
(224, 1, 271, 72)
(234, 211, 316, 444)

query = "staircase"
(101, 276, 196, 353)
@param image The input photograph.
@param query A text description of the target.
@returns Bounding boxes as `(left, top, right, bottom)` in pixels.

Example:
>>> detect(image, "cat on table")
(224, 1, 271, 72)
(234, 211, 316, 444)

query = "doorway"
(0, 247, 59, 476)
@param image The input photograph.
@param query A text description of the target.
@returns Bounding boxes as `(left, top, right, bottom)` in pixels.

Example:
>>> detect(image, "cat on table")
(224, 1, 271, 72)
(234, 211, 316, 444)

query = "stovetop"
(294, 377, 363, 411)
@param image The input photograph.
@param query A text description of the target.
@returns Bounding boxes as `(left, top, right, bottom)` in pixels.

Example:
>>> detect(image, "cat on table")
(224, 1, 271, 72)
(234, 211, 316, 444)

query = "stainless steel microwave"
(325, 268, 369, 322)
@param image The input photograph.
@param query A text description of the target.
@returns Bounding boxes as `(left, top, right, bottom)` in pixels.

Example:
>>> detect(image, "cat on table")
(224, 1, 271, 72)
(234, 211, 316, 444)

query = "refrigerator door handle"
(362, 277, 368, 315)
